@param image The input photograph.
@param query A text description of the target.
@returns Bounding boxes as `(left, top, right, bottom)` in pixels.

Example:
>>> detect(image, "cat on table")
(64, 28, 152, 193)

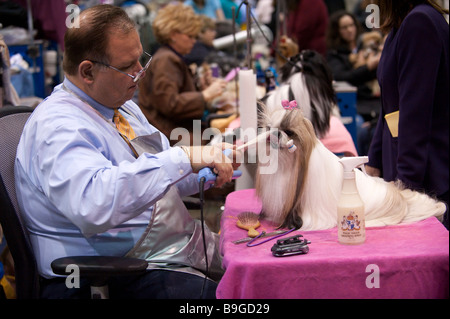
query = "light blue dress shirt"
(15, 78, 199, 278)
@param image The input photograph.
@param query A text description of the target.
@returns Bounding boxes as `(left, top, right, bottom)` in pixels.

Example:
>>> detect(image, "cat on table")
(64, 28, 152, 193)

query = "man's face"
(91, 30, 144, 108)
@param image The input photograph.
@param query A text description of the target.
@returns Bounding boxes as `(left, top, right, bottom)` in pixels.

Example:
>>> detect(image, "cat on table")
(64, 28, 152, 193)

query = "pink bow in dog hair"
(281, 99, 298, 110)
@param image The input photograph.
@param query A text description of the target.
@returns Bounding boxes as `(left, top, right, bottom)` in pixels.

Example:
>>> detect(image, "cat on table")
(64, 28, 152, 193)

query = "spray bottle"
(337, 156, 368, 245)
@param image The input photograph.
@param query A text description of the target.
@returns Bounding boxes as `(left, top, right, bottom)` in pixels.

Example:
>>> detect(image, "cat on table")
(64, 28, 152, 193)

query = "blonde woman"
(138, 2, 226, 145)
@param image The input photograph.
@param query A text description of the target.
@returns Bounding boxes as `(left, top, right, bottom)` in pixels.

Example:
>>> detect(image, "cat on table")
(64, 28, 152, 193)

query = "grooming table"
(217, 189, 449, 299)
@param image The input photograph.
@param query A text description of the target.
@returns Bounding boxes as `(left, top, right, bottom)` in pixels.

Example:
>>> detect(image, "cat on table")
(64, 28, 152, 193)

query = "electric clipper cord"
(198, 176, 209, 298)
(197, 148, 242, 297)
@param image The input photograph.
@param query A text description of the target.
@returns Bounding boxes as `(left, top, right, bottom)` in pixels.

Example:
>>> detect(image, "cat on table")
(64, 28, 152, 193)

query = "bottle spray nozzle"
(339, 156, 369, 179)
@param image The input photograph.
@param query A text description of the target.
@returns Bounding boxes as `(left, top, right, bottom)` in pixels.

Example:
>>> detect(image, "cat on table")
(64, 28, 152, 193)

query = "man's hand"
(186, 143, 241, 187)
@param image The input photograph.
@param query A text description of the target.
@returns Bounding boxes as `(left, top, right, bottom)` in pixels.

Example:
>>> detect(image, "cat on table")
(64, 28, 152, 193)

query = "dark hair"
(326, 10, 362, 51)
(63, 4, 136, 75)
(372, 0, 449, 33)
(286, 0, 299, 12)
(279, 50, 336, 137)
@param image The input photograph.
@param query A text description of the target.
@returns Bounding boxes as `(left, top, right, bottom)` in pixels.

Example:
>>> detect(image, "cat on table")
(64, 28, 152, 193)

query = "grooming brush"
(236, 212, 261, 238)
(236, 131, 271, 152)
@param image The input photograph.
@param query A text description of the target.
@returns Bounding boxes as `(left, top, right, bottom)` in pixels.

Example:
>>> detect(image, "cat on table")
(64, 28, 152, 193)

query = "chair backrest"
(0, 106, 39, 299)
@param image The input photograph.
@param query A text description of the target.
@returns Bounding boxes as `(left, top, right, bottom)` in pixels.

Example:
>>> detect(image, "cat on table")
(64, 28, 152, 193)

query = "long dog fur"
(255, 104, 446, 230)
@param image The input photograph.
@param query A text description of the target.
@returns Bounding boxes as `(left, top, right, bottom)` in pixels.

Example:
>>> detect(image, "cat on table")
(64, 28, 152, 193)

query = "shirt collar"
(63, 77, 115, 121)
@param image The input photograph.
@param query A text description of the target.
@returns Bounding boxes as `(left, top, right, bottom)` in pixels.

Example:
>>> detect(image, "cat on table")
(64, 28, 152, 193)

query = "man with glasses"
(87, 51, 153, 84)
(14, 4, 238, 299)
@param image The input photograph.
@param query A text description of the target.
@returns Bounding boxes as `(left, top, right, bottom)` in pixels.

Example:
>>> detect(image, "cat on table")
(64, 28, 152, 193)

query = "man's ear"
(78, 60, 95, 84)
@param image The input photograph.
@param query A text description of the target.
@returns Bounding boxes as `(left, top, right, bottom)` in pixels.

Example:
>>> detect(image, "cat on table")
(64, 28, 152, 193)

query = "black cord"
(198, 177, 209, 298)
(235, 0, 248, 20)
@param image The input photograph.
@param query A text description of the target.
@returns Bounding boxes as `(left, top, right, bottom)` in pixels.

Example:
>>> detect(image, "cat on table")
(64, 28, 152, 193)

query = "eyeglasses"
(88, 52, 152, 83)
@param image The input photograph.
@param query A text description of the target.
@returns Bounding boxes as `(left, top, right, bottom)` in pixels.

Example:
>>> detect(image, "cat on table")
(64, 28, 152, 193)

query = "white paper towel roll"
(236, 69, 258, 190)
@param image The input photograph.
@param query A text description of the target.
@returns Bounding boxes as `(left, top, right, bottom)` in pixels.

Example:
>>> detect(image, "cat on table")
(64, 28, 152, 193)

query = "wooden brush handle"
(236, 220, 261, 238)
(247, 227, 260, 238)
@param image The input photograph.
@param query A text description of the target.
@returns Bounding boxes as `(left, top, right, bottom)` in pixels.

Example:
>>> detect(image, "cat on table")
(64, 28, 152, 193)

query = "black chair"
(0, 106, 148, 299)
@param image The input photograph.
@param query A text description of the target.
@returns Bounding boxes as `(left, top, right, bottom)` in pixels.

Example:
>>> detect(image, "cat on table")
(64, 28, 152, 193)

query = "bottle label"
(340, 212, 363, 231)
(338, 211, 365, 243)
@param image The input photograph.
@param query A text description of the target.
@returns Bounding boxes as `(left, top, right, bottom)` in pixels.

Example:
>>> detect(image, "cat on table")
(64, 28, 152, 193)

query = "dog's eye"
(284, 129, 294, 137)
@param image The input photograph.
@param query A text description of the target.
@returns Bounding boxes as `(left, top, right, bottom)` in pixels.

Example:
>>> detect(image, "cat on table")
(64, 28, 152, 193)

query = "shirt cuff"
(156, 146, 193, 182)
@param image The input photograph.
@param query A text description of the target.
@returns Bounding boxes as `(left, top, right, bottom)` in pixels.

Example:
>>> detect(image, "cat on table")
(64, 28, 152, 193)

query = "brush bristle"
(237, 212, 260, 225)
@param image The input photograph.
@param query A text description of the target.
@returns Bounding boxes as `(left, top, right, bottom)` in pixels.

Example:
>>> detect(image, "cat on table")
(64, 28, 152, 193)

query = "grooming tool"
(236, 130, 271, 152)
(232, 230, 287, 244)
(246, 228, 296, 247)
(197, 149, 242, 185)
(224, 67, 240, 82)
(236, 212, 261, 238)
(198, 167, 242, 186)
(197, 130, 273, 218)
(271, 234, 311, 257)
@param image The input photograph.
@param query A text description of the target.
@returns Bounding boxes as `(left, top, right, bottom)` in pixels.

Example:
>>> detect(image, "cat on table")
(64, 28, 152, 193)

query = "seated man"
(14, 4, 238, 299)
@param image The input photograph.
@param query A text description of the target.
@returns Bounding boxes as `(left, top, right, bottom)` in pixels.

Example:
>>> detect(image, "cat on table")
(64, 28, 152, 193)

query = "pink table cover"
(217, 189, 449, 299)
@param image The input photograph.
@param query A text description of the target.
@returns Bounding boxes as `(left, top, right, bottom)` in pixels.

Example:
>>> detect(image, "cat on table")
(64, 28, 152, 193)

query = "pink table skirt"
(217, 189, 449, 299)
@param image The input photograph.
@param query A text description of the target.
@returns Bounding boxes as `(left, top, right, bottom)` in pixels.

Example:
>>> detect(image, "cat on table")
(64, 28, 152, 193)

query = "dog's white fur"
(256, 106, 446, 230)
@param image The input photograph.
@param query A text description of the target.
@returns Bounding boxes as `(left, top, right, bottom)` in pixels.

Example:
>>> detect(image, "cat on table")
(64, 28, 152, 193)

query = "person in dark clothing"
(326, 10, 381, 119)
(366, 0, 449, 230)
(325, 10, 382, 154)
(323, 0, 346, 15)
(268, 0, 329, 57)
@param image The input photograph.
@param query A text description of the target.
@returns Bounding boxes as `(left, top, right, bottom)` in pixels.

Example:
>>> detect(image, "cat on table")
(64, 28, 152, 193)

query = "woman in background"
(326, 11, 381, 114)
(366, 0, 449, 229)
(138, 3, 226, 145)
(184, 15, 218, 67)
(326, 10, 382, 155)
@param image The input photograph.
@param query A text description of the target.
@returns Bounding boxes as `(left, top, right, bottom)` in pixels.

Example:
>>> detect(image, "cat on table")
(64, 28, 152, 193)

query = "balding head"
(63, 4, 136, 76)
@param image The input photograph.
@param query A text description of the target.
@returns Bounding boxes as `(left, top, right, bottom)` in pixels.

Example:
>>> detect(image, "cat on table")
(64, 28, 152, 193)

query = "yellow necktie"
(113, 109, 136, 140)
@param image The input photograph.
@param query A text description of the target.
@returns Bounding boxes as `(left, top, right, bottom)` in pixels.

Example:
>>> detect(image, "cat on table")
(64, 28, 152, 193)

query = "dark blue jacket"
(368, 4, 449, 197)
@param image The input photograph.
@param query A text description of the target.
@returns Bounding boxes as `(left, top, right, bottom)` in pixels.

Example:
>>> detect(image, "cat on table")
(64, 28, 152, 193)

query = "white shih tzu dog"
(255, 102, 446, 230)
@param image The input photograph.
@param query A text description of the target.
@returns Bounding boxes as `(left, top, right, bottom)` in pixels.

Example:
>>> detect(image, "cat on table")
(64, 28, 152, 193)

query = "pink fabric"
(217, 189, 449, 299)
(320, 115, 358, 156)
